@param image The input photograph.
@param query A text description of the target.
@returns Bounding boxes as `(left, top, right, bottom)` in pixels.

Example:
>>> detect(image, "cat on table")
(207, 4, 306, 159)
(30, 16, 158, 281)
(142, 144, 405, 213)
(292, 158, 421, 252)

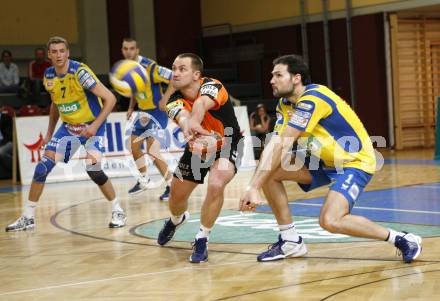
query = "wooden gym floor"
(0, 149, 439, 300)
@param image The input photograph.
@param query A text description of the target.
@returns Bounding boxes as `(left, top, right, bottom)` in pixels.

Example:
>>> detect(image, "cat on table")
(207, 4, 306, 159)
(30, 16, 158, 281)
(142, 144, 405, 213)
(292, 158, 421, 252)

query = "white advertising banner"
(15, 107, 255, 185)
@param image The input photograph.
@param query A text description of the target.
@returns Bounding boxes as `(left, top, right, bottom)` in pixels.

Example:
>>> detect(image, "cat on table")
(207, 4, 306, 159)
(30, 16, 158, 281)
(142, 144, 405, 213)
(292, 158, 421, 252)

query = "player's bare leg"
(199, 158, 235, 229)
(261, 159, 312, 225)
(131, 134, 146, 174)
(257, 163, 310, 261)
(146, 137, 172, 200)
(157, 177, 198, 246)
(5, 149, 60, 231)
(319, 190, 389, 239)
(146, 137, 172, 181)
(128, 134, 149, 195)
(319, 190, 422, 262)
(186, 158, 235, 263)
(85, 150, 126, 228)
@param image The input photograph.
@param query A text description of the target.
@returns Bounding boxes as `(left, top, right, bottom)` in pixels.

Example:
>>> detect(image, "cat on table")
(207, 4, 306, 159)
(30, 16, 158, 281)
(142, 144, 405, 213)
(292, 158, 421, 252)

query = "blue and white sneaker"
(257, 235, 307, 262)
(157, 211, 190, 246)
(189, 237, 208, 263)
(159, 185, 170, 201)
(109, 210, 127, 228)
(5, 215, 35, 232)
(395, 232, 422, 263)
(128, 177, 150, 195)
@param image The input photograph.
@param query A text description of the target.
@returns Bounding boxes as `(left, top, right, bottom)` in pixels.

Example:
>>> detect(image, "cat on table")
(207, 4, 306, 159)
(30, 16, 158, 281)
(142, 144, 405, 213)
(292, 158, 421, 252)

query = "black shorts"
(173, 133, 243, 184)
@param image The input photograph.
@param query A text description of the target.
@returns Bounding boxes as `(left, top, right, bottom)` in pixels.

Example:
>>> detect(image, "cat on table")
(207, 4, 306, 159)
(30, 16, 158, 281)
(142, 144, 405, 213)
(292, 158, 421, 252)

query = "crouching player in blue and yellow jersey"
(121, 38, 174, 200)
(239, 55, 422, 263)
(6, 36, 127, 231)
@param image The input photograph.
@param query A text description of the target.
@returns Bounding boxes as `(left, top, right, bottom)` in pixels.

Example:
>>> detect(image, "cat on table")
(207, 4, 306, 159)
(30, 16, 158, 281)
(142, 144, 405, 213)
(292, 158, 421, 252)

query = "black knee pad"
(86, 169, 108, 186)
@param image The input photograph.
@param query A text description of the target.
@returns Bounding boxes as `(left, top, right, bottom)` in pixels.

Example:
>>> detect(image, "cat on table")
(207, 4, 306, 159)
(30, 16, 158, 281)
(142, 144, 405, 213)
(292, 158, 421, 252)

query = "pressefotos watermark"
(48, 117, 386, 186)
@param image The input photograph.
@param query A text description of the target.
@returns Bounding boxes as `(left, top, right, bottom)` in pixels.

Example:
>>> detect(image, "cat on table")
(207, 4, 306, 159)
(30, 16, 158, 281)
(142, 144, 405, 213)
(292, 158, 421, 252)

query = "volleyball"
(109, 60, 148, 97)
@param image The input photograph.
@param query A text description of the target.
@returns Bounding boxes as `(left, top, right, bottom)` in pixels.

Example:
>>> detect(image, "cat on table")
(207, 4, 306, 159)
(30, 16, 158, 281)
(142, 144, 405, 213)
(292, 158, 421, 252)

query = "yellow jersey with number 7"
(43, 60, 103, 124)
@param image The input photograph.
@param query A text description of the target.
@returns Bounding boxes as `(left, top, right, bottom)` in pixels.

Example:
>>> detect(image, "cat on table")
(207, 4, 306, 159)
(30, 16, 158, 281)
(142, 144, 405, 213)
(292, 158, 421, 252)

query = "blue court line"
(257, 182, 440, 226)
(0, 186, 24, 193)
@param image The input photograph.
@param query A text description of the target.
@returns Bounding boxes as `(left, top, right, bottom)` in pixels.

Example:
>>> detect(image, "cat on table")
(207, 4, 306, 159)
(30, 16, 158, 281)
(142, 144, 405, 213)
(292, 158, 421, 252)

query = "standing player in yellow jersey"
(121, 38, 174, 200)
(239, 54, 422, 263)
(6, 36, 127, 231)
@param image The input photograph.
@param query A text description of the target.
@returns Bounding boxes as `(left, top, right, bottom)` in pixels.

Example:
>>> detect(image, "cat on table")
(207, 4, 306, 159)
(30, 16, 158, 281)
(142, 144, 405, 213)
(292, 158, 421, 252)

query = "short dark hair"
(35, 47, 45, 53)
(273, 54, 311, 85)
(177, 53, 204, 73)
(122, 37, 137, 46)
(1, 50, 12, 58)
(47, 36, 69, 50)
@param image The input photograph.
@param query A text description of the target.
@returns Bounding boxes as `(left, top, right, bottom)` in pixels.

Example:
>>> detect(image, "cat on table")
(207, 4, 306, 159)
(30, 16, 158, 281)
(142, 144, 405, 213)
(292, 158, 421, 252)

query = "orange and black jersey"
(166, 77, 241, 138)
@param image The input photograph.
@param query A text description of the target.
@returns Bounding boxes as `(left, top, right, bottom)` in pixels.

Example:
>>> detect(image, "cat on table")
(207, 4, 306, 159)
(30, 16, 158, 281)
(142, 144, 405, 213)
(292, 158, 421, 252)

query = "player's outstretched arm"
(159, 84, 175, 112)
(188, 96, 216, 136)
(239, 126, 302, 211)
(127, 96, 137, 120)
(84, 83, 116, 138)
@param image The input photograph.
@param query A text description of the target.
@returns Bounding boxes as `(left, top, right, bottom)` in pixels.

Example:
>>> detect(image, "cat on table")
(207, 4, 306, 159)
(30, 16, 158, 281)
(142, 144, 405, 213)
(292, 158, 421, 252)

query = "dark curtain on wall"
(307, 21, 327, 86)
(352, 13, 388, 140)
(154, 0, 202, 67)
(202, 25, 302, 98)
(106, 0, 130, 66)
(329, 18, 351, 103)
(200, 13, 388, 139)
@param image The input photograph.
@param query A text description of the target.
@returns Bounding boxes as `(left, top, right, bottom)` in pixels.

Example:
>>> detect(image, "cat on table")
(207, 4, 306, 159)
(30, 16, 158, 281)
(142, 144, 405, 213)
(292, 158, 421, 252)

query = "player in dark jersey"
(157, 53, 242, 263)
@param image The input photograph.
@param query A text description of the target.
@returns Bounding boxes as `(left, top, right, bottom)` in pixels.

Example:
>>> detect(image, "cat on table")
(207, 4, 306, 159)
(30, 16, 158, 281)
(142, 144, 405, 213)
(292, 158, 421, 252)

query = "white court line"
(417, 185, 440, 189)
(292, 202, 440, 215)
(311, 242, 381, 254)
(0, 259, 256, 297)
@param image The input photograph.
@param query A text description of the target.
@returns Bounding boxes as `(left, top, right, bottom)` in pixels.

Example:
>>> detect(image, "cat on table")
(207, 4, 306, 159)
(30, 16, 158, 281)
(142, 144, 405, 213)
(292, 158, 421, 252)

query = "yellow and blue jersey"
(274, 84, 376, 174)
(136, 55, 172, 111)
(43, 60, 102, 124)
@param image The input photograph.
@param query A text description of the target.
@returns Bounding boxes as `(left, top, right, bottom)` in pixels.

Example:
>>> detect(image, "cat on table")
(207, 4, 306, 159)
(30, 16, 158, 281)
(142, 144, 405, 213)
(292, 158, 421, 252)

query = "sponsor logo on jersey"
(166, 100, 185, 120)
(297, 102, 314, 111)
(276, 112, 283, 121)
(200, 84, 219, 98)
(57, 101, 81, 114)
(136, 92, 146, 100)
(157, 66, 172, 79)
(78, 68, 96, 89)
(289, 110, 311, 129)
(45, 72, 55, 79)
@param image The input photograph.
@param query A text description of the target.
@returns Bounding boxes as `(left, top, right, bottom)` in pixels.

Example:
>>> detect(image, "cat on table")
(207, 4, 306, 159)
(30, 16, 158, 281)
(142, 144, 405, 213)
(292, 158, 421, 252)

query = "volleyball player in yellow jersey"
(6, 36, 126, 231)
(239, 55, 422, 263)
(121, 38, 174, 199)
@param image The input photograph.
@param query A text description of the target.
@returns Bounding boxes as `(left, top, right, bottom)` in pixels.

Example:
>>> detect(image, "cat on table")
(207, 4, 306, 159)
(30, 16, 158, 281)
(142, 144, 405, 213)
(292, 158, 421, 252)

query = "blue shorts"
(298, 157, 373, 209)
(131, 111, 169, 143)
(45, 122, 105, 163)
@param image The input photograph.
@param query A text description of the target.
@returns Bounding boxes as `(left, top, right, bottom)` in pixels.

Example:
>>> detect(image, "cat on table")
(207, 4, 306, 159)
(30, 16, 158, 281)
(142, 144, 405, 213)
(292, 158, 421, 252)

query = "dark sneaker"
(257, 235, 307, 262)
(159, 185, 170, 201)
(128, 178, 150, 195)
(157, 211, 189, 246)
(189, 237, 208, 263)
(109, 211, 127, 228)
(395, 232, 422, 263)
(5, 216, 35, 232)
